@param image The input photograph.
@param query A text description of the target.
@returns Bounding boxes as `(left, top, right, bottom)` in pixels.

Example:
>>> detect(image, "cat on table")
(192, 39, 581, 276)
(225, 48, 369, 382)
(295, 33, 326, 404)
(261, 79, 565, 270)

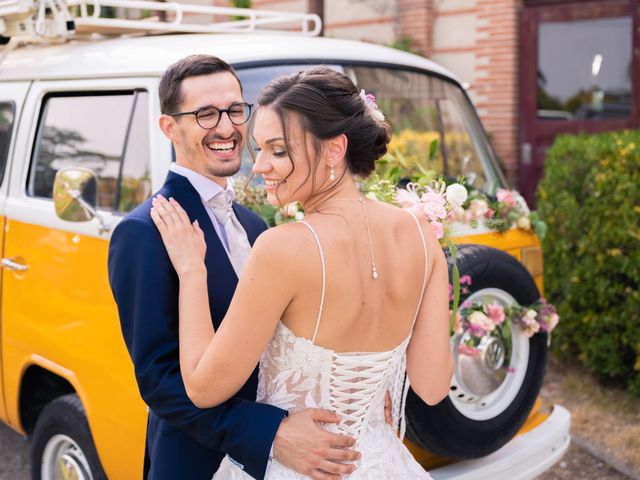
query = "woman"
(150, 67, 454, 479)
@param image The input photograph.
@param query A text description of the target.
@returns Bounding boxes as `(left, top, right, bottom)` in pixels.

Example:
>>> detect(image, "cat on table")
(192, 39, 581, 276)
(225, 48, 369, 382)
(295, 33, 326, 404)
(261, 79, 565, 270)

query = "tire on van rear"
(405, 244, 548, 459)
(30, 393, 107, 480)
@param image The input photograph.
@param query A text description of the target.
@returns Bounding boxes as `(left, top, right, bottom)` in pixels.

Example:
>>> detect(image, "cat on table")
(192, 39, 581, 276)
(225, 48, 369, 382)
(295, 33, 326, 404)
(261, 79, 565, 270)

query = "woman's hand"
(150, 195, 206, 277)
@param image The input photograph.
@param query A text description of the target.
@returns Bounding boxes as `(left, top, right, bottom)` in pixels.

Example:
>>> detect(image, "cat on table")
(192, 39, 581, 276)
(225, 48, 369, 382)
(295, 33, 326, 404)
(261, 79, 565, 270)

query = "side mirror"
(53, 168, 110, 233)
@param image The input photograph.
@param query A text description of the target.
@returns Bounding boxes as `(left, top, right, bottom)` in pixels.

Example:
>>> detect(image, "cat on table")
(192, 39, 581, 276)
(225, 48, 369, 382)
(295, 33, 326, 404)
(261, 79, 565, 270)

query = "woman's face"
(252, 106, 321, 207)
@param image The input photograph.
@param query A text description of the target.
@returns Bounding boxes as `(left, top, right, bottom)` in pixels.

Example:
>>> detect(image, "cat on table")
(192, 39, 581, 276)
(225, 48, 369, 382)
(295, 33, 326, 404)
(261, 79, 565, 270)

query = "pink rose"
(460, 275, 472, 286)
(542, 313, 559, 332)
(521, 317, 540, 338)
(496, 189, 517, 208)
(485, 303, 505, 325)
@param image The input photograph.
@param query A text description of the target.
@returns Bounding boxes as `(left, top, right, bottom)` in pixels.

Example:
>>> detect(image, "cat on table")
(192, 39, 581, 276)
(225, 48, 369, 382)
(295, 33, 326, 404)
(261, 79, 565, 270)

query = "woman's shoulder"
(252, 221, 319, 264)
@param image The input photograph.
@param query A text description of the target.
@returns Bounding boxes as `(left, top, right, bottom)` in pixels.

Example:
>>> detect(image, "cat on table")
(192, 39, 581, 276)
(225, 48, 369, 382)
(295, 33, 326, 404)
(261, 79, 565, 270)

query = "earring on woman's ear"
(329, 163, 335, 181)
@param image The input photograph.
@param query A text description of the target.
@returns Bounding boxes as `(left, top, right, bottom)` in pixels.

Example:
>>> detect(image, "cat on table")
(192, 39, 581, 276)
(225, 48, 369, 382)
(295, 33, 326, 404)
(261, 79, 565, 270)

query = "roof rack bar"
(66, 0, 322, 36)
(0, 0, 322, 41)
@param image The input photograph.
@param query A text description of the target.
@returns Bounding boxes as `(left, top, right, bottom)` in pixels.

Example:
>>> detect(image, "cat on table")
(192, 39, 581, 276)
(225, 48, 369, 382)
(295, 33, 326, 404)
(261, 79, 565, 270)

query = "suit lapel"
(161, 171, 238, 287)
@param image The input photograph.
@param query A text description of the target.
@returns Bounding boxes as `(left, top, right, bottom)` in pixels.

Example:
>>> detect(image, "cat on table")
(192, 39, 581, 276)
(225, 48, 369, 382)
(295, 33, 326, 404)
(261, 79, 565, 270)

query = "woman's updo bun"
(257, 66, 392, 178)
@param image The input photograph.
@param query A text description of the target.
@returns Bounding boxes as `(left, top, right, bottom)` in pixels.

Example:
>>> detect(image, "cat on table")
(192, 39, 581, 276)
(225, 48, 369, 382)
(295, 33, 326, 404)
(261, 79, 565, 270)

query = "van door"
(2, 77, 169, 479)
(0, 81, 31, 424)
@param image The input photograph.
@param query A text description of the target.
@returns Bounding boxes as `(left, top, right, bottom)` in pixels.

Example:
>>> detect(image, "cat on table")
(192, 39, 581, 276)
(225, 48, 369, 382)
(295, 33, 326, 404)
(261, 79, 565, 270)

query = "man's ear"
(325, 133, 348, 168)
(159, 114, 178, 142)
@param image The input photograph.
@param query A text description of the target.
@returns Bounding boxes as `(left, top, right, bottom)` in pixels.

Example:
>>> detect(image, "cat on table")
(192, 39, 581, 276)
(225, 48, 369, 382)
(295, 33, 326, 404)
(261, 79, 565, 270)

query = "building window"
(537, 16, 632, 120)
(0, 102, 15, 188)
(28, 91, 151, 213)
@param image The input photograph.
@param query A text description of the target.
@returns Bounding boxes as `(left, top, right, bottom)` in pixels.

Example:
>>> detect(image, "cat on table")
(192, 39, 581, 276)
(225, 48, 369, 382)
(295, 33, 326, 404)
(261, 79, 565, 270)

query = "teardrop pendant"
(372, 267, 379, 279)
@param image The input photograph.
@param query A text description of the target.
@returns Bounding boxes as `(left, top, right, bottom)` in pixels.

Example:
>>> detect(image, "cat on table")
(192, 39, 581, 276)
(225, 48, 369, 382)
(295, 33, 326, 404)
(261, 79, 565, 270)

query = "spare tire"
(405, 244, 548, 459)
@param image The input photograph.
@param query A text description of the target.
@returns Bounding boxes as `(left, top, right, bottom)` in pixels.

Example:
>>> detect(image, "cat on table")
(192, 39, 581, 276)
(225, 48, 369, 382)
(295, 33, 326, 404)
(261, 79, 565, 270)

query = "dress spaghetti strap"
(408, 211, 429, 329)
(298, 221, 326, 344)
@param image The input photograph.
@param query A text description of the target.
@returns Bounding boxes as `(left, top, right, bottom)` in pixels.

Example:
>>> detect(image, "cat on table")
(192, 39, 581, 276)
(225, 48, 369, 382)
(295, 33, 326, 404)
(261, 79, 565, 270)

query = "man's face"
(170, 72, 246, 183)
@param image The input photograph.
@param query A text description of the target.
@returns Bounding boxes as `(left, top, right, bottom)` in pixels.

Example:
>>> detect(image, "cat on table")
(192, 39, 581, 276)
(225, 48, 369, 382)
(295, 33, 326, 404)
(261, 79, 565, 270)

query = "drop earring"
(329, 163, 335, 181)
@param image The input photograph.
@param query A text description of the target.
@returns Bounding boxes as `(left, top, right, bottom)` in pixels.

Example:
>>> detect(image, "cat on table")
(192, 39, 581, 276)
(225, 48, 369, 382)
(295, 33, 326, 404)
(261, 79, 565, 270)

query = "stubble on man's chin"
(205, 158, 242, 179)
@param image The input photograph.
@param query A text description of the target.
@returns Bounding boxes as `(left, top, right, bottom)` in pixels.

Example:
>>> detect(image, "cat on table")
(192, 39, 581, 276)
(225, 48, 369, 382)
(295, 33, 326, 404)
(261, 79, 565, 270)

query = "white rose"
(366, 191, 378, 200)
(295, 211, 305, 221)
(468, 311, 489, 326)
(471, 199, 489, 217)
(446, 184, 468, 208)
(285, 203, 299, 216)
(525, 309, 537, 321)
(517, 216, 532, 231)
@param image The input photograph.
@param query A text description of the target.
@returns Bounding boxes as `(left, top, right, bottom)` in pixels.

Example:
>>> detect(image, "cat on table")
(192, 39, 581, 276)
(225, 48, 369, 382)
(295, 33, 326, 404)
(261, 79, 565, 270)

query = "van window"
(237, 65, 504, 194)
(28, 91, 151, 213)
(0, 102, 15, 188)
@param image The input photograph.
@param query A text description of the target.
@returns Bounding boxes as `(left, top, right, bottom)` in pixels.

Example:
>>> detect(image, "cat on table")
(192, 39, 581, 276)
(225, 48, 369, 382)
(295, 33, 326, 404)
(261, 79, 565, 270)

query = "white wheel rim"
(41, 433, 93, 480)
(449, 288, 530, 421)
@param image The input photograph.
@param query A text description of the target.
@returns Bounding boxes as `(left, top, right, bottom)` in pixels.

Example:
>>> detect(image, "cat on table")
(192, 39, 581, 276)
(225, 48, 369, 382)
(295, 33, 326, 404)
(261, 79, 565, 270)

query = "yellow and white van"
(0, 1, 569, 479)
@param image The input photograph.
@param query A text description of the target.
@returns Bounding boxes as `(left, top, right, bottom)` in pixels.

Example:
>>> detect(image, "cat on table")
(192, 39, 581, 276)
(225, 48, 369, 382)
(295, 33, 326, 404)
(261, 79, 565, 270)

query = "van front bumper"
(430, 404, 571, 480)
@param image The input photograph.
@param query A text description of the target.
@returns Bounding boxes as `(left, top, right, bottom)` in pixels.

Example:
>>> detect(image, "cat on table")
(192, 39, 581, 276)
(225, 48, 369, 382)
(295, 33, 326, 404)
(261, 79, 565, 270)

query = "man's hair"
(158, 54, 242, 114)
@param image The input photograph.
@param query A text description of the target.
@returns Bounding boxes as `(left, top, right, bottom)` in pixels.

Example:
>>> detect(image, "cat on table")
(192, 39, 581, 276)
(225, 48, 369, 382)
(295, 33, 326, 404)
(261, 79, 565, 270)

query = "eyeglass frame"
(169, 102, 254, 129)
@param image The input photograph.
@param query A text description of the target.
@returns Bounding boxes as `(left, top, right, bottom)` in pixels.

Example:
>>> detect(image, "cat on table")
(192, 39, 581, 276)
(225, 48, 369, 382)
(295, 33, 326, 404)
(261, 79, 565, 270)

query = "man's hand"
(273, 409, 360, 480)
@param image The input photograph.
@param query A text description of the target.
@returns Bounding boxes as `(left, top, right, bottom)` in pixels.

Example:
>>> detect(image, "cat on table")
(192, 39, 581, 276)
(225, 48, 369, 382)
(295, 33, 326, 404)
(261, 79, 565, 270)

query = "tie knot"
(207, 191, 234, 222)
(208, 190, 233, 208)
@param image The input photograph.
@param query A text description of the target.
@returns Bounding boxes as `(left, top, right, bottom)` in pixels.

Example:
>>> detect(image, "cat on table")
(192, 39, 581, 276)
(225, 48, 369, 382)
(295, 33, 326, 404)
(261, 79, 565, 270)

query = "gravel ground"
(0, 422, 29, 480)
(537, 441, 631, 480)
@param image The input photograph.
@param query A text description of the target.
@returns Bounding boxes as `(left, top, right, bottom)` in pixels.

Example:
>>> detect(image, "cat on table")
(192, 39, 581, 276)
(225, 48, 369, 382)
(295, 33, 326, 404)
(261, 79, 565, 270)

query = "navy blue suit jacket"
(108, 171, 287, 479)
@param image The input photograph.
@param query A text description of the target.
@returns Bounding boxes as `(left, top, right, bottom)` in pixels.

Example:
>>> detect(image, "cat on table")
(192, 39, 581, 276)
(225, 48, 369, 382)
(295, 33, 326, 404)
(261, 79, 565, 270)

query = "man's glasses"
(170, 102, 253, 129)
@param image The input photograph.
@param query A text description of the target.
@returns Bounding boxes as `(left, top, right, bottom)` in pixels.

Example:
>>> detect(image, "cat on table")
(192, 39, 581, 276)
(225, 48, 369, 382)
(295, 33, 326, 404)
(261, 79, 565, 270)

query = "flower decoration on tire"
(452, 277, 560, 357)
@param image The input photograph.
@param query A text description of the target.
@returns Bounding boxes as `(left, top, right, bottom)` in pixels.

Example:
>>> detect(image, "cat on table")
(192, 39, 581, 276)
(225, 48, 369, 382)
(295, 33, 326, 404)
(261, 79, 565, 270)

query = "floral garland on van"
(451, 277, 559, 357)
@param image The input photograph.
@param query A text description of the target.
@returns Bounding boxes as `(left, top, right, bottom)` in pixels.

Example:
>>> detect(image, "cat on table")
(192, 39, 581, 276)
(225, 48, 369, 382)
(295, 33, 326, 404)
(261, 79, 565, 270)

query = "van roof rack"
(0, 0, 322, 42)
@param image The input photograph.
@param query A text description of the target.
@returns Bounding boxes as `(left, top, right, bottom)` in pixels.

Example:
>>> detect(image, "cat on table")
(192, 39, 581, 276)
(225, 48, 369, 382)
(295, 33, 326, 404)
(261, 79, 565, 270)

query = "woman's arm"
(151, 195, 295, 408)
(405, 221, 455, 406)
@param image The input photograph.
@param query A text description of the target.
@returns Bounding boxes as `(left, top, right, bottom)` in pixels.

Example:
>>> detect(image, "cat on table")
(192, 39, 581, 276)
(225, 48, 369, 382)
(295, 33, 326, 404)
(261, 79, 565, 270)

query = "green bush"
(538, 130, 640, 396)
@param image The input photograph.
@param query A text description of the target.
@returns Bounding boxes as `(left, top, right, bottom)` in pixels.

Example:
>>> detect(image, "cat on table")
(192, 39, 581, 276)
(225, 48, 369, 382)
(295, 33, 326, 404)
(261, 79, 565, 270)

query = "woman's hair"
(255, 66, 392, 195)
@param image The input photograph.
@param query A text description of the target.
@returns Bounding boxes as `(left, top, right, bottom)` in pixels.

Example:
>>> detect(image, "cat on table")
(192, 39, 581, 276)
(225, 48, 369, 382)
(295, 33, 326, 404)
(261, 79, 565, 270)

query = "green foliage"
(232, 0, 252, 21)
(538, 130, 640, 396)
(388, 37, 417, 54)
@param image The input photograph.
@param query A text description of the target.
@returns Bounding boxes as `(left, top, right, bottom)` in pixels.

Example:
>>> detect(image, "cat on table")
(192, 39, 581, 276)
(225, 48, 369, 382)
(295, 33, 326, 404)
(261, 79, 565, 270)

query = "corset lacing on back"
(294, 212, 428, 440)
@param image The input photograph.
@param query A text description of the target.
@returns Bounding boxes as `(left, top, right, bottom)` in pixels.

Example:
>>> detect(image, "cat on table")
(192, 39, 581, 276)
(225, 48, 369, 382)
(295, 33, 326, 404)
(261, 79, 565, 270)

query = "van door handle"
(1, 258, 29, 272)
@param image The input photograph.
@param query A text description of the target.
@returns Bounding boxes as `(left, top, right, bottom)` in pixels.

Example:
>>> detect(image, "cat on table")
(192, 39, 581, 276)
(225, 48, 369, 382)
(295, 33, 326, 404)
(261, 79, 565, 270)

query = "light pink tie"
(207, 192, 251, 276)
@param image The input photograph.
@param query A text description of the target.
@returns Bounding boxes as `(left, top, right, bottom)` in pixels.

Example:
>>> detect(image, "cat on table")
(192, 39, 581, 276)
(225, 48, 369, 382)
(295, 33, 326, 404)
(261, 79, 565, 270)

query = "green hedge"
(538, 130, 640, 396)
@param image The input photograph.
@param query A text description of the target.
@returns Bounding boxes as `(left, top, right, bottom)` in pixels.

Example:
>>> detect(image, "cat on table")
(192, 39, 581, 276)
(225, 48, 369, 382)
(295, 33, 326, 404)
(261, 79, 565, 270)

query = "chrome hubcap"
(42, 434, 93, 480)
(449, 288, 530, 421)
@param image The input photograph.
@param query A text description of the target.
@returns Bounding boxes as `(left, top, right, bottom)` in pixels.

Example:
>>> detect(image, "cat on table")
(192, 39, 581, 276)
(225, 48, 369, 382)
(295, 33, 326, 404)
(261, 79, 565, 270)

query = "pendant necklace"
(358, 196, 379, 279)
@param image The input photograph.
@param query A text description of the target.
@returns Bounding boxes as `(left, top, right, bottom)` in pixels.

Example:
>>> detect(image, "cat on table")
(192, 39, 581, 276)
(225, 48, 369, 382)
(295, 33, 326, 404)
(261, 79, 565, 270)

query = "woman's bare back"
(280, 199, 433, 353)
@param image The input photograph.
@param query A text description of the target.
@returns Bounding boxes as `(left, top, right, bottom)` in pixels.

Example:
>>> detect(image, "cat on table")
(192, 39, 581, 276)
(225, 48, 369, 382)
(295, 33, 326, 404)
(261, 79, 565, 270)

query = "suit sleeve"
(108, 215, 286, 479)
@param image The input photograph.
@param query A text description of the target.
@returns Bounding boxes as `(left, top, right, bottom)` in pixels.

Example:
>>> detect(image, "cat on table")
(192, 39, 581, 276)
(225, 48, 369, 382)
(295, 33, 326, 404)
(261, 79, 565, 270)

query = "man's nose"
(214, 111, 235, 135)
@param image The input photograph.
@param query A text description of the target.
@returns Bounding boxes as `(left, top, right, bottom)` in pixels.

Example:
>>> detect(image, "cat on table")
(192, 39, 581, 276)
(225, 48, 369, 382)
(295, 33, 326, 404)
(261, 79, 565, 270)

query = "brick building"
(189, 0, 637, 202)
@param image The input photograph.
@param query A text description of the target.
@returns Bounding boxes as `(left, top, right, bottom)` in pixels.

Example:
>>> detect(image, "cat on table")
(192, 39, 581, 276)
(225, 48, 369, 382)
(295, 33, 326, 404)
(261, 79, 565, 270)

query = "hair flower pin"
(359, 89, 385, 122)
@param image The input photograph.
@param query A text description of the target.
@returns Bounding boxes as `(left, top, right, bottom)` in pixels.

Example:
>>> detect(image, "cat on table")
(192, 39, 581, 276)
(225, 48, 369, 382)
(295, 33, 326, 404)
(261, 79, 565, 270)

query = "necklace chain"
(359, 196, 379, 280)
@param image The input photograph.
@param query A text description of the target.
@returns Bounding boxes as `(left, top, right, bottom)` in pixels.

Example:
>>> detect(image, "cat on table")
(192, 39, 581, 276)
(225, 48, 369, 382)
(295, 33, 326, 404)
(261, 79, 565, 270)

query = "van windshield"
(237, 64, 506, 195)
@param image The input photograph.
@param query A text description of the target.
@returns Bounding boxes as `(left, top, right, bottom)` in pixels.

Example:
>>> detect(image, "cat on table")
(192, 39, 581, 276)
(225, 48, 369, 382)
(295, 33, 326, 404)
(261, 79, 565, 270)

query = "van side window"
(0, 102, 15, 188)
(28, 91, 151, 213)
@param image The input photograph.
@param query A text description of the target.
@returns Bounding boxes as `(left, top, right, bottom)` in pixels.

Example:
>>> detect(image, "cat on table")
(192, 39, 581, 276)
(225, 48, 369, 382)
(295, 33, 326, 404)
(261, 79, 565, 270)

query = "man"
(108, 54, 360, 479)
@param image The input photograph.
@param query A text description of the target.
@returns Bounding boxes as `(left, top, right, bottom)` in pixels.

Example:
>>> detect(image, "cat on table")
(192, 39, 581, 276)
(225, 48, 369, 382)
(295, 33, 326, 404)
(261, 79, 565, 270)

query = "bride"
(150, 66, 454, 479)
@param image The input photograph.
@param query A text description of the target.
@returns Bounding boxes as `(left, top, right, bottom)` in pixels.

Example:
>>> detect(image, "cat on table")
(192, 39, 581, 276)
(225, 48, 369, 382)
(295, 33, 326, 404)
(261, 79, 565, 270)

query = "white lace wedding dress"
(214, 215, 433, 479)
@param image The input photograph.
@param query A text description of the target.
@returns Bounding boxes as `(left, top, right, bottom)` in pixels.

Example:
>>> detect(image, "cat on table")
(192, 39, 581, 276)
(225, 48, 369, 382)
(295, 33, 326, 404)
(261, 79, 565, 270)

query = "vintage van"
(0, 1, 570, 479)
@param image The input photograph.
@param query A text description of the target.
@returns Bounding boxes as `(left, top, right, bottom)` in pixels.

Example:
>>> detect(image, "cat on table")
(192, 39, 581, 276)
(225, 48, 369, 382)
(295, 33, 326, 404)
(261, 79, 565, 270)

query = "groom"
(108, 55, 359, 479)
